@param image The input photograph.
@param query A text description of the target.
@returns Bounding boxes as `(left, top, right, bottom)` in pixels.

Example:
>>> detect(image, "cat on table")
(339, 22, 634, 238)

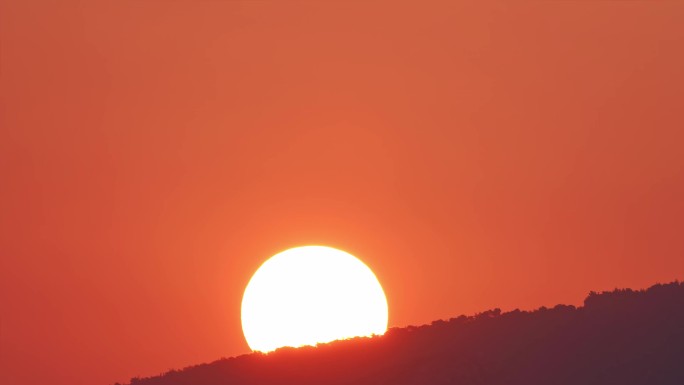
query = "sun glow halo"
(241, 246, 389, 353)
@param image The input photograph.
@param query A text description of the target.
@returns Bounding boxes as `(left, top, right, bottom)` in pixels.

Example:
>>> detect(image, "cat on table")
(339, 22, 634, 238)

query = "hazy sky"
(1, 1, 683, 385)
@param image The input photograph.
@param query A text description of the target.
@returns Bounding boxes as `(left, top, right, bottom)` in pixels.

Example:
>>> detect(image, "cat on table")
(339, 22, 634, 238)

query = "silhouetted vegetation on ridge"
(122, 281, 684, 385)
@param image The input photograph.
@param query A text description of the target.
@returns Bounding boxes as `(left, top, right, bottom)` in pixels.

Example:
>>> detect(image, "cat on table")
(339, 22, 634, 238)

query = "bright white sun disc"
(241, 246, 389, 352)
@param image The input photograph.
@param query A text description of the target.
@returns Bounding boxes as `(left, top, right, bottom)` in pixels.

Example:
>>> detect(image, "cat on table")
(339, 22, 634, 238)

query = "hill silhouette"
(122, 281, 684, 385)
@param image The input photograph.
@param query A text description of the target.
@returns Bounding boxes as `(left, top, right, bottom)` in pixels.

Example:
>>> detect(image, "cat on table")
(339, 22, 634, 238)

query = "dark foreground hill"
(124, 281, 684, 385)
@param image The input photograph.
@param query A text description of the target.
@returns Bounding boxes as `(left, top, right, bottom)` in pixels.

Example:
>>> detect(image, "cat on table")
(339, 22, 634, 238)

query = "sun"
(241, 246, 389, 353)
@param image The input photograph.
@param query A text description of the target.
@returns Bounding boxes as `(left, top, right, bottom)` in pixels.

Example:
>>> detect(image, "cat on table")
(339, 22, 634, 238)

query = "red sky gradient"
(1, 2, 683, 385)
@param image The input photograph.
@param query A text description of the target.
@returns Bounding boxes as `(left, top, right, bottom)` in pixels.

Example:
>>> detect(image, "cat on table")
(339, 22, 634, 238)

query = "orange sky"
(1, 2, 683, 385)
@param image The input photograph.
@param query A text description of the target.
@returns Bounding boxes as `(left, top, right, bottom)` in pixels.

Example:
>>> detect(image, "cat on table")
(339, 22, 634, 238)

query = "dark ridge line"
(118, 280, 684, 385)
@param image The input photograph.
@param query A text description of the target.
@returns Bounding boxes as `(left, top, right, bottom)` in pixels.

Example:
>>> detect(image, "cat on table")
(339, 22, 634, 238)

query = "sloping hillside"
(123, 281, 684, 385)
